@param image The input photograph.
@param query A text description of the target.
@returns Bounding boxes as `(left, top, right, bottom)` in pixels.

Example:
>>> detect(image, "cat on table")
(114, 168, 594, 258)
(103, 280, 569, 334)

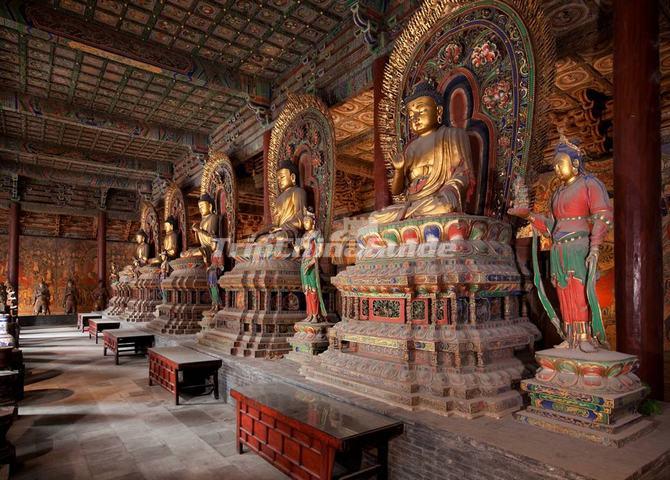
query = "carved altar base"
(124, 266, 162, 323)
(147, 257, 208, 335)
(105, 270, 133, 317)
(197, 243, 310, 358)
(514, 348, 653, 447)
(303, 215, 541, 418)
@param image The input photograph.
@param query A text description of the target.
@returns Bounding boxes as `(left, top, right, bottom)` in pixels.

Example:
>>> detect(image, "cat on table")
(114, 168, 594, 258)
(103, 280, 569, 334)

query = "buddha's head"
(277, 161, 299, 192)
(135, 230, 147, 245)
(198, 194, 214, 216)
(553, 136, 584, 183)
(405, 80, 443, 136)
(164, 216, 177, 233)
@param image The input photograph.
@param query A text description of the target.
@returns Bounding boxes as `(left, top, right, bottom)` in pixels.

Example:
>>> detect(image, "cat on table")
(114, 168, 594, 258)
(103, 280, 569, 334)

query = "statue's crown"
(199, 193, 214, 205)
(555, 133, 585, 162)
(404, 78, 442, 106)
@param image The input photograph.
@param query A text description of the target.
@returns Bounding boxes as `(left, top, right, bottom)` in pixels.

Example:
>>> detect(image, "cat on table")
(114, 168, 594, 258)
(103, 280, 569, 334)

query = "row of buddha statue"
(102, 75, 650, 444)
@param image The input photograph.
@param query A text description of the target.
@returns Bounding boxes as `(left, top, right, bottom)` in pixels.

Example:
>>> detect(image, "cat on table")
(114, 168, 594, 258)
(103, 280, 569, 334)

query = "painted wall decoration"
(379, 0, 555, 217)
(0, 235, 134, 314)
(663, 153, 670, 356)
(268, 94, 336, 237)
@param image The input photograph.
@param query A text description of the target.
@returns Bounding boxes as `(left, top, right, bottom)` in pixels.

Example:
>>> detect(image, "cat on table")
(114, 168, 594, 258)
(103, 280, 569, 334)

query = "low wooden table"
(148, 347, 221, 405)
(103, 330, 155, 365)
(232, 383, 404, 480)
(88, 320, 120, 344)
(77, 313, 102, 332)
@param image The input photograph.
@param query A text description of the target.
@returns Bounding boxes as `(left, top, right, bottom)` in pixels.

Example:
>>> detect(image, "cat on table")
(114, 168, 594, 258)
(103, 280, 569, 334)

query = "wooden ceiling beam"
(0, 199, 137, 222)
(0, 159, 152, 194)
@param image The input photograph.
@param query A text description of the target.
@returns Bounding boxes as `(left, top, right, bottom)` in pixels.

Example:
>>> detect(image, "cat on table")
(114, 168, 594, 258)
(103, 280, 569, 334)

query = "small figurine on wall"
(296, 209, 327, 323)
(0, 283, 7, 315)
(92, 280, 108, 312)
(508, 136, 613, 352)
(6, 284, 17, 319)
(33, 279, 51, 316)
(62, 278, 78, 314)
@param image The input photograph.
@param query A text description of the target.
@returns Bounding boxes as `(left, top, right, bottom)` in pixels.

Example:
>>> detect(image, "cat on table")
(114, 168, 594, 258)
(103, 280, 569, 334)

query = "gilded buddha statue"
(180, 194, 220, 265)
(370, 80, 475, 223)
(250, 160, 307, 244)
(161, 216, 180, 259)
(134, 230, 151, 266)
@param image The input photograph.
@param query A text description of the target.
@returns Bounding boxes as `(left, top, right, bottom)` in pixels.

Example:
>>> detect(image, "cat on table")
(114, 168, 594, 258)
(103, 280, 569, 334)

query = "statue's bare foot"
(555, 340, 570, 349)
(579, 340, 598, 353)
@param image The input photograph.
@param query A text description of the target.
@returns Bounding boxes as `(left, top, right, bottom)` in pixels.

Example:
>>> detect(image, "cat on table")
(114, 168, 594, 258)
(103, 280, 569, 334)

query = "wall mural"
(0, 235, 134, 315)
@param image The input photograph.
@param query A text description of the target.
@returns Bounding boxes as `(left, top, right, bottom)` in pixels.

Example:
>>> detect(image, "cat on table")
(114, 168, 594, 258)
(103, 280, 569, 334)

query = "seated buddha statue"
(180, 194, 220, 265)
(161, 216, 181, 259)
(370, 80, 475, 224)
(250, 160, 307, 244)
(134, 230, 152, 266)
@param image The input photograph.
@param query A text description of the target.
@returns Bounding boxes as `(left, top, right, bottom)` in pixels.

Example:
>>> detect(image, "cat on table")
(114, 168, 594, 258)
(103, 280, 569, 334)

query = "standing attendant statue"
(509, 136, 613, 352)
(33, 279, 51, 315)
(296, 209, 327, 323)
(62, 278, 78, 314)
(109, 262, 119, 285)
(159, 252, 172, 304)
(92, 280, 108, 312)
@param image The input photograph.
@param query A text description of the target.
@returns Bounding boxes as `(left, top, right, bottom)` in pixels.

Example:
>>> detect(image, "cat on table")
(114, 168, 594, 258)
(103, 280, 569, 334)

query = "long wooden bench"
(232, 383, 404, 480)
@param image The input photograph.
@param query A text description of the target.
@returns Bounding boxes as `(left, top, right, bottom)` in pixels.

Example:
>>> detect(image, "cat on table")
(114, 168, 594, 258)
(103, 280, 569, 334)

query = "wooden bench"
(77, 313, 102, 333)
(148, 347, 221, 405)
(88, 320, 120, 344)
(103, 330, 155, 365)
(231, 383, 404, 480)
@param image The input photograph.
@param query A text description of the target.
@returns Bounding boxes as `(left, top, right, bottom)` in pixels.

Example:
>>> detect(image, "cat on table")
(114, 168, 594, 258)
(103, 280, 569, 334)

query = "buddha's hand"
(191, 222, 199, 232)
(391, 152, 405, 170)
(507, 207, 530, 219)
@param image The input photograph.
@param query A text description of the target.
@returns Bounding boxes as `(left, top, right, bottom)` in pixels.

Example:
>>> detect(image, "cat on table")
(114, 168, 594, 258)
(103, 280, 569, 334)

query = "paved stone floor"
(9, 326, 289, 480)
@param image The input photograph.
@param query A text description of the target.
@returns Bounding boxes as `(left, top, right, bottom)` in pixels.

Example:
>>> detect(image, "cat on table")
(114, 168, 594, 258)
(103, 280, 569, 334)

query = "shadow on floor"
(20, 388, 73, 404)
(25, 369, 63, 385)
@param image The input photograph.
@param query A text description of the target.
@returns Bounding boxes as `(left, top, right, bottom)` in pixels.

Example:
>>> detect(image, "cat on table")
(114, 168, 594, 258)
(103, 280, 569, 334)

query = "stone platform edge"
(132, 323, 670, 480)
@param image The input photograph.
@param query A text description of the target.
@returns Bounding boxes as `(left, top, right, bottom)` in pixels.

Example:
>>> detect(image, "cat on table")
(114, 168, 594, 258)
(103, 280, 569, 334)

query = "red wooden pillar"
(7, 202, 20, 296)
(262, 129, 272, 226)
(613, 0, 663, 399)
(373, 54, 391, 210)
(97, 210, 107, 287)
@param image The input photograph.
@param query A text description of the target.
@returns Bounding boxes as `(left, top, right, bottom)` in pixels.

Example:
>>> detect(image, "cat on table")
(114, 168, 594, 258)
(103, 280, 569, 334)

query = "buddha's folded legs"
(369, 204, 408, 224)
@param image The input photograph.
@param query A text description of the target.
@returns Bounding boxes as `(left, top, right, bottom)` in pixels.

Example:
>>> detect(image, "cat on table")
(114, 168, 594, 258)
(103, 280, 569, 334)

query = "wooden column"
(97, 210, 107, 286)
(262, 129, 272, 226)
(373, 55, 391, 210)
(7, 202, 20, 295)
(613, 0, 663, 399)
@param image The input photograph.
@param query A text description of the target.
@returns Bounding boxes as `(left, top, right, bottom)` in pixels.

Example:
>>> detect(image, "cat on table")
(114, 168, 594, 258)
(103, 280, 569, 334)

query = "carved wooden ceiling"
(52, 0, 349, 78)
(0, 0, 668, 242)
